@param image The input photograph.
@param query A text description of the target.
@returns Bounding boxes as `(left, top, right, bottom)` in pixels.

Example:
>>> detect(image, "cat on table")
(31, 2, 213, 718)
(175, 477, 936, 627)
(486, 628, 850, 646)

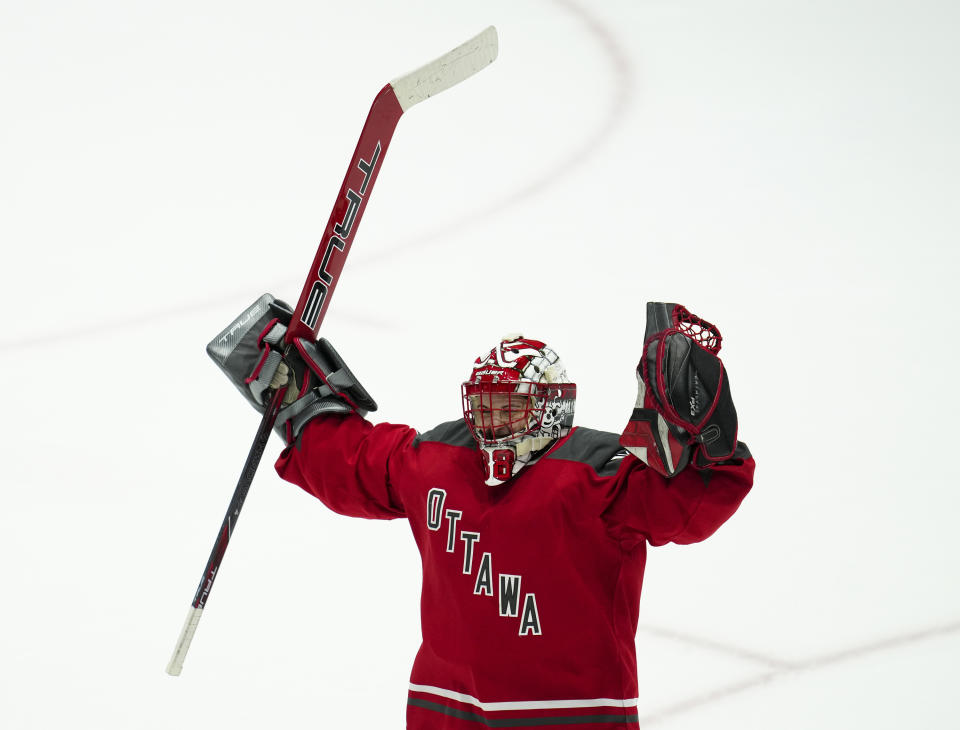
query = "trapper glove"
(620, 302, 739, 477)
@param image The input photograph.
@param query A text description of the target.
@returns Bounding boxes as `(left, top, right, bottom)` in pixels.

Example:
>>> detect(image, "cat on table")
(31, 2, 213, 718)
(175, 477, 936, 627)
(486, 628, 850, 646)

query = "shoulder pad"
(545, 427, 629, 477)
(413, 420, 476, 449)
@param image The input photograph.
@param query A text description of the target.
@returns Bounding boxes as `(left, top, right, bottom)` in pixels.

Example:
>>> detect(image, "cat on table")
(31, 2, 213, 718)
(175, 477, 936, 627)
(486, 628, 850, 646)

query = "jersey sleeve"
(274, 411, 412, 520)
(601, 443, 755, 546)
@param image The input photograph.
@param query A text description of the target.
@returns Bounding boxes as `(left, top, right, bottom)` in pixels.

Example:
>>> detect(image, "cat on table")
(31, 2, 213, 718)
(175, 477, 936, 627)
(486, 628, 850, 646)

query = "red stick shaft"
(287, 85, 404, 343)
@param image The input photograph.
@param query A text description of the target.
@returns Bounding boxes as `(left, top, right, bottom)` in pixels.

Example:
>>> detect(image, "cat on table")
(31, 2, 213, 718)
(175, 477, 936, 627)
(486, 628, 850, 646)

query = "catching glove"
(206, 293, 376, 444)
(620, 302, 738, 477)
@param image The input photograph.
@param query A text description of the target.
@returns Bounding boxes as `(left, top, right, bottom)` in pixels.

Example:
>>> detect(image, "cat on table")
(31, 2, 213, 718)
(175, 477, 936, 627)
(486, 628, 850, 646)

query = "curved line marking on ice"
(0, 285, 389, 354)
(635, 619, 960, 725)
(345, 0, 635, 269)
(1, 0, 633, 352)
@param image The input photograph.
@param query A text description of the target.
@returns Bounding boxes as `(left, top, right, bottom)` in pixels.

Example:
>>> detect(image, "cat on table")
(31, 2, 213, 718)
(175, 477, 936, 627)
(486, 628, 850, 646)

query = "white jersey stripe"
(408, 684, 639, 712)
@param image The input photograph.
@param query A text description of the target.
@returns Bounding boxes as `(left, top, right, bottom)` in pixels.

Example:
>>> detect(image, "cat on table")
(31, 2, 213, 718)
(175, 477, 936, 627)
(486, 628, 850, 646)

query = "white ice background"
(1, 0, 958, 728)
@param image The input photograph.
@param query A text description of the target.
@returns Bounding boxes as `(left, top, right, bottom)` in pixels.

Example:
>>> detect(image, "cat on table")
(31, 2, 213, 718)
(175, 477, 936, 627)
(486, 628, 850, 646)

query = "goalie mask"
(462, 334, 576, 487)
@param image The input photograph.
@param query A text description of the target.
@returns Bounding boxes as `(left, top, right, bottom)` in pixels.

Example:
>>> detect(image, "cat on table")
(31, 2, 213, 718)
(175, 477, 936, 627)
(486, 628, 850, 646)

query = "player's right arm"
(207, 293, 409, 520)
(275, 413, 410, 520)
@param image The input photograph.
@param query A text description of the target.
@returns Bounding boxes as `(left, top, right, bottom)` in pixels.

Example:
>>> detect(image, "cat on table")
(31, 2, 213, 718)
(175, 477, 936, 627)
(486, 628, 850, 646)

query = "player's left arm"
(605, 302, 755, 545)
(603, 447, 754, 546)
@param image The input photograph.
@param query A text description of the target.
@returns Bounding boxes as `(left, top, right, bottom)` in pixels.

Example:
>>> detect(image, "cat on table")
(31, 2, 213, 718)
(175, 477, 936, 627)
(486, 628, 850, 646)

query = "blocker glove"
(206, 293, 376, 444)
(620, 302, 738, 477)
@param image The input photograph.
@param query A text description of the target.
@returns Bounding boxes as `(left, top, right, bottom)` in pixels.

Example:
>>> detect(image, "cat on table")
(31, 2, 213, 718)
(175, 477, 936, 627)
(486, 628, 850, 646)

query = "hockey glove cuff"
(206, 293, 377, 444)
(620, 302, 739, 477)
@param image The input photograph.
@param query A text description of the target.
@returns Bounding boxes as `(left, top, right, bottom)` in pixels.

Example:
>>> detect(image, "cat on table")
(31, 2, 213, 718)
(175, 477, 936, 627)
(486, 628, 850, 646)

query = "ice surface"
(1, 0, 958, 728)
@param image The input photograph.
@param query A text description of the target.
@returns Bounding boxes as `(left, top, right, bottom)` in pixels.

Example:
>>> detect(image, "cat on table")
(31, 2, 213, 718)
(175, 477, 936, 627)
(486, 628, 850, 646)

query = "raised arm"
(276, 413, 410, 520)
(603, 446, 754, 546)
(207, 293, 408, 520)
(606, 301, 755, 544)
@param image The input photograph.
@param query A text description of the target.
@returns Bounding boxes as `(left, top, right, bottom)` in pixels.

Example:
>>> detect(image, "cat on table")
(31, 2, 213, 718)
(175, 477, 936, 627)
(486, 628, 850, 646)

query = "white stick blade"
(166, 606, 203, 676)
(390, 25, 498, 112)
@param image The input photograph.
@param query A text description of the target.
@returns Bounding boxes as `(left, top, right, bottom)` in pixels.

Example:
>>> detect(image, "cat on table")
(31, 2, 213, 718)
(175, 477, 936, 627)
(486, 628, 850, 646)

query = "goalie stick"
(166, 26, 498, 677)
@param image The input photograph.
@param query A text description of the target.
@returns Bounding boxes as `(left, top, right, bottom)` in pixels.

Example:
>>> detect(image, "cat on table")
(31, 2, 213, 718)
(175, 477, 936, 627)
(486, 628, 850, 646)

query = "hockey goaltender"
(207, 297, 755, 729)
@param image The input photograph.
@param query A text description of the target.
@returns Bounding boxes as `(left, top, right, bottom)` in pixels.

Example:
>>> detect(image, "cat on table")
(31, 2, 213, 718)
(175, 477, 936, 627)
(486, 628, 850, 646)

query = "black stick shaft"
(166, 381, 287, 676)
(191, 383, 287, 610)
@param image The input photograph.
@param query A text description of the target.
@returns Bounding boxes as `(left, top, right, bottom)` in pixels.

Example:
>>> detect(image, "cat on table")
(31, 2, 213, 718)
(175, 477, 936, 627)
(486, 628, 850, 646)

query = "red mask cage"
(461, 381, 546, 446)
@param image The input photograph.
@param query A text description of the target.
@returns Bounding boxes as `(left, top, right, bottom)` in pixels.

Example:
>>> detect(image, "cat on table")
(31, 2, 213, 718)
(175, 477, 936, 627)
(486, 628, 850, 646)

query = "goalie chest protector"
(275, 414, 754, 730)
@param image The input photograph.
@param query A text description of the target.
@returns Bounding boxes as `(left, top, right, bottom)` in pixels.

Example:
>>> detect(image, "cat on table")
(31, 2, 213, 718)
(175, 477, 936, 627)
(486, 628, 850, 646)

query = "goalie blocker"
(207, 293, 376, 445)
(620, 302, 742, 477)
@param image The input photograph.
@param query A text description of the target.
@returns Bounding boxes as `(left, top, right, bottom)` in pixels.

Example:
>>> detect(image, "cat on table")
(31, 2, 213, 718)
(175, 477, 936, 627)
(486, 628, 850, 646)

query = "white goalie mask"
(461, 334, 577, 486)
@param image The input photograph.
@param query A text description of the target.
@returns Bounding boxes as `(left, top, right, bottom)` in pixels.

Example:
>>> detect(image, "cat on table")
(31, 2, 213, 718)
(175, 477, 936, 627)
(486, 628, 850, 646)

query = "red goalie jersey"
(276, 412, 754, 729)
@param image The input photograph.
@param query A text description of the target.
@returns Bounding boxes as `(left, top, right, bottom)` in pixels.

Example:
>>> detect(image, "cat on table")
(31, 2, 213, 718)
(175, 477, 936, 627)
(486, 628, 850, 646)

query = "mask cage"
(461, 381, 545, 446)
(461, 380, 577, 448)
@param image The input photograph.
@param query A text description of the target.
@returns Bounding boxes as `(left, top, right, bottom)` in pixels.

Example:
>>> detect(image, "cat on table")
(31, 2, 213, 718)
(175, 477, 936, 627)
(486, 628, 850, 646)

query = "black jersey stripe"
(407, 697, 640, 727)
